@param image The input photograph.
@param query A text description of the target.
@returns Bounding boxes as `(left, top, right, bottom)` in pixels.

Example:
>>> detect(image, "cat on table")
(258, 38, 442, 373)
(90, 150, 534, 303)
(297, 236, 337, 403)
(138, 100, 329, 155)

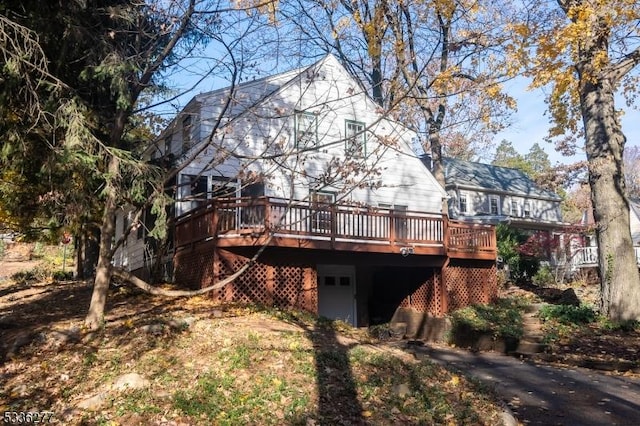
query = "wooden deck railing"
(174, 196, 496, 258)
(447, 221, 497, 255)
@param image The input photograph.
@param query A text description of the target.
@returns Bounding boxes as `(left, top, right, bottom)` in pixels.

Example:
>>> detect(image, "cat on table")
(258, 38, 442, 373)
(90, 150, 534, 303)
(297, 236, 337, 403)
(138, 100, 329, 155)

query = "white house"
(113, 54, 498, 329)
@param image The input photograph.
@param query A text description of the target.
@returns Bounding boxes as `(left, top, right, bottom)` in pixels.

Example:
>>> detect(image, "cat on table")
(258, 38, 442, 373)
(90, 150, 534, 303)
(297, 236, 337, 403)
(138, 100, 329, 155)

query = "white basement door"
(317, 264, 356, 326)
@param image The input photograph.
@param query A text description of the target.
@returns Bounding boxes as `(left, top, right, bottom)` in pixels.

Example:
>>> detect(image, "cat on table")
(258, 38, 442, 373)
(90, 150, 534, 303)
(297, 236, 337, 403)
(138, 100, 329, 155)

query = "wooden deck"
(174, 197, 497, 260)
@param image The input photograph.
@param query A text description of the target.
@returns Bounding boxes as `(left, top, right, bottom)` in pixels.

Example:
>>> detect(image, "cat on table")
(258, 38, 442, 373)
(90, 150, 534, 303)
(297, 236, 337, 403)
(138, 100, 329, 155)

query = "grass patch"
(173, 371, 311, 425)
(449, 297, 526, 340)
(600, 319, 640, 332)
(538, 304, 597, 325)
(537, 304, 597, 344)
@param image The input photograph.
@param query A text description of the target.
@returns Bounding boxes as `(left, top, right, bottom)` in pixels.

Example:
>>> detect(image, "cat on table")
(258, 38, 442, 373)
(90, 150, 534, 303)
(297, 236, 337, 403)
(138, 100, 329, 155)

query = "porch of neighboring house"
(570, 246, 640, 268)
(173, 196, 498, 329)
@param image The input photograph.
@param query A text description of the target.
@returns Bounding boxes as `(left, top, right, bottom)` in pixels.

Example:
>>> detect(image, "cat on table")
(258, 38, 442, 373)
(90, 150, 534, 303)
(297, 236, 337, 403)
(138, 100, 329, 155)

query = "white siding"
(630, 209, 640, 245)
(113, 208, 146, 272)
(173, 54, 445, 215)
(117, 54, 448, 272)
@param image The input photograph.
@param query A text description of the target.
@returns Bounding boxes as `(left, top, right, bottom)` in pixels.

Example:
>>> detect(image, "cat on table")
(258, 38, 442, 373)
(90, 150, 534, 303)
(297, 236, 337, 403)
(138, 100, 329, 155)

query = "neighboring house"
(572, 199, 640, 268)
(426, 156, 583, 274)
(629, 200, 640, 245)
(114, 54, 498, 331)
(436, 157, 563, 228)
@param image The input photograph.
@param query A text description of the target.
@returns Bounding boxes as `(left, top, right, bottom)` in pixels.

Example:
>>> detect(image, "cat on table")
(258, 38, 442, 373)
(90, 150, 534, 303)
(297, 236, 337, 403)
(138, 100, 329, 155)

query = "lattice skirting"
(174, 244, 497, 319)
(174, 244, 317, 313)
(444, 259, 498, 312)
(399, 272, 445, 316)
(400, 260, 497, 316)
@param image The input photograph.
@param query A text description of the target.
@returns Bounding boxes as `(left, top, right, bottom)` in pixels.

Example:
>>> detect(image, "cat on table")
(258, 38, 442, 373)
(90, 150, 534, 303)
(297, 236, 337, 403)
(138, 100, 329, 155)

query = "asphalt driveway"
(405, 344, 640, 426)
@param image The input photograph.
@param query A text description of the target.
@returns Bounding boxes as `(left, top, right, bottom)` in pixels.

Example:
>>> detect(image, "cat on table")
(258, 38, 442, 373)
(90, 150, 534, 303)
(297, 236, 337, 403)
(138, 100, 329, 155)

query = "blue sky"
(494, 77, 640, 166)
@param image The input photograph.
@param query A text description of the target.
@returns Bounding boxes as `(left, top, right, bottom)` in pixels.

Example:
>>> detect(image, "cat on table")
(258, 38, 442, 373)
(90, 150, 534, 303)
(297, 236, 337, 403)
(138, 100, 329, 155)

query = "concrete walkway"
(405, 344, 640, 426)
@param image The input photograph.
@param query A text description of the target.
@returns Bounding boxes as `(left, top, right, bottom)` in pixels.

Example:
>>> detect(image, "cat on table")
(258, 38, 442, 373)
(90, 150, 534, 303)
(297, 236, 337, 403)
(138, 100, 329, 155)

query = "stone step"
(523, 324, 542, 331)
(513, 340, 548, 354)
(523, 303, 545, 314)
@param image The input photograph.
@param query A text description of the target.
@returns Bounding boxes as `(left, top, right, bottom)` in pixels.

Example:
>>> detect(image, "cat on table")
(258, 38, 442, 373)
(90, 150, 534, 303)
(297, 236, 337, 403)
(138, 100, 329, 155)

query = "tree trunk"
(429, 127, 445, 187)
(580, 75, 640, 321)
(75, 222, 100, 280)
(85, 156, 119, 329)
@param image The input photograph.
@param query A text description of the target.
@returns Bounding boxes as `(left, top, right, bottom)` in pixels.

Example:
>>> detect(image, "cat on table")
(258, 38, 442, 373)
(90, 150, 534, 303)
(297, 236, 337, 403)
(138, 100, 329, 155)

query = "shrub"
(496, 225, 547, 282)
(32, 241, 45, 258)
(532, 265, 556, 287)
(52, 270, 74, 281)
(11, 266, 53, 284)
(538, 304, 597, 325)
(600, 319, 640, 332)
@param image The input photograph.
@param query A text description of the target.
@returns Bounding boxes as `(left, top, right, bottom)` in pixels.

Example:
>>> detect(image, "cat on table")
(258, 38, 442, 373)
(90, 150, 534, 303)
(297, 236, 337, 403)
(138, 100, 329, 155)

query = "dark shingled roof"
(442, 157, 561, 201)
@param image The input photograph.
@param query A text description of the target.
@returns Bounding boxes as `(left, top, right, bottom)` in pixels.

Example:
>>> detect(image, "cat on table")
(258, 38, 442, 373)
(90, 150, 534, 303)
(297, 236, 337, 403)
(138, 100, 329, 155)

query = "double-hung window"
(490, 196, 500, 215)
(459, 194, 468, 214)
(523, 202, 531, 218)
(345, 120, 365, 157)
(240, 182, 265, 227)
(295, 111, 317, 148)
(310, 191, 334, 233)
(510, 201, 519, 217)
(210, 176, 237, 199)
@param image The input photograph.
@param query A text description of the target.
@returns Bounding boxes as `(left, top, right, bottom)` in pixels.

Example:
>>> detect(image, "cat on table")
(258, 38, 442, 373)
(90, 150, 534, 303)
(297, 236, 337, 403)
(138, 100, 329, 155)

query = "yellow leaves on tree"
(233, 0, 279, 22)
(514, 1, 638, 135)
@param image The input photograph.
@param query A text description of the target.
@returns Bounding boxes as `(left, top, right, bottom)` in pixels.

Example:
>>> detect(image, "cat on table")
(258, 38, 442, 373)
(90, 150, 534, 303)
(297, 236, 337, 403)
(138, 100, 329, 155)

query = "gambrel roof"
(442, 157, 561, 201)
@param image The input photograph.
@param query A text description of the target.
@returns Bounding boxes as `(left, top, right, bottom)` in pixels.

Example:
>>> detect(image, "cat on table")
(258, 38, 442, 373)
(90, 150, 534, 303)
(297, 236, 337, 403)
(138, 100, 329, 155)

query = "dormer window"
(345, 120, 365, 157)
(295, 111, 317, 148)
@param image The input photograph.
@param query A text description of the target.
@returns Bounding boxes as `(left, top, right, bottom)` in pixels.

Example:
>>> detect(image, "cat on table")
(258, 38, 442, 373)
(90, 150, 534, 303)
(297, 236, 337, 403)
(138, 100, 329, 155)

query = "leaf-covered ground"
(502, 281, 640, 375)
(0, 262, 504, 425)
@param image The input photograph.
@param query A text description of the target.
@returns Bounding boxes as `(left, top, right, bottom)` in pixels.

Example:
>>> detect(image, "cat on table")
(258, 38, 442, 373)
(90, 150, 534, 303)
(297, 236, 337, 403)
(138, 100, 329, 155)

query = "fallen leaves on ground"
(1, 264, 504, 425)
